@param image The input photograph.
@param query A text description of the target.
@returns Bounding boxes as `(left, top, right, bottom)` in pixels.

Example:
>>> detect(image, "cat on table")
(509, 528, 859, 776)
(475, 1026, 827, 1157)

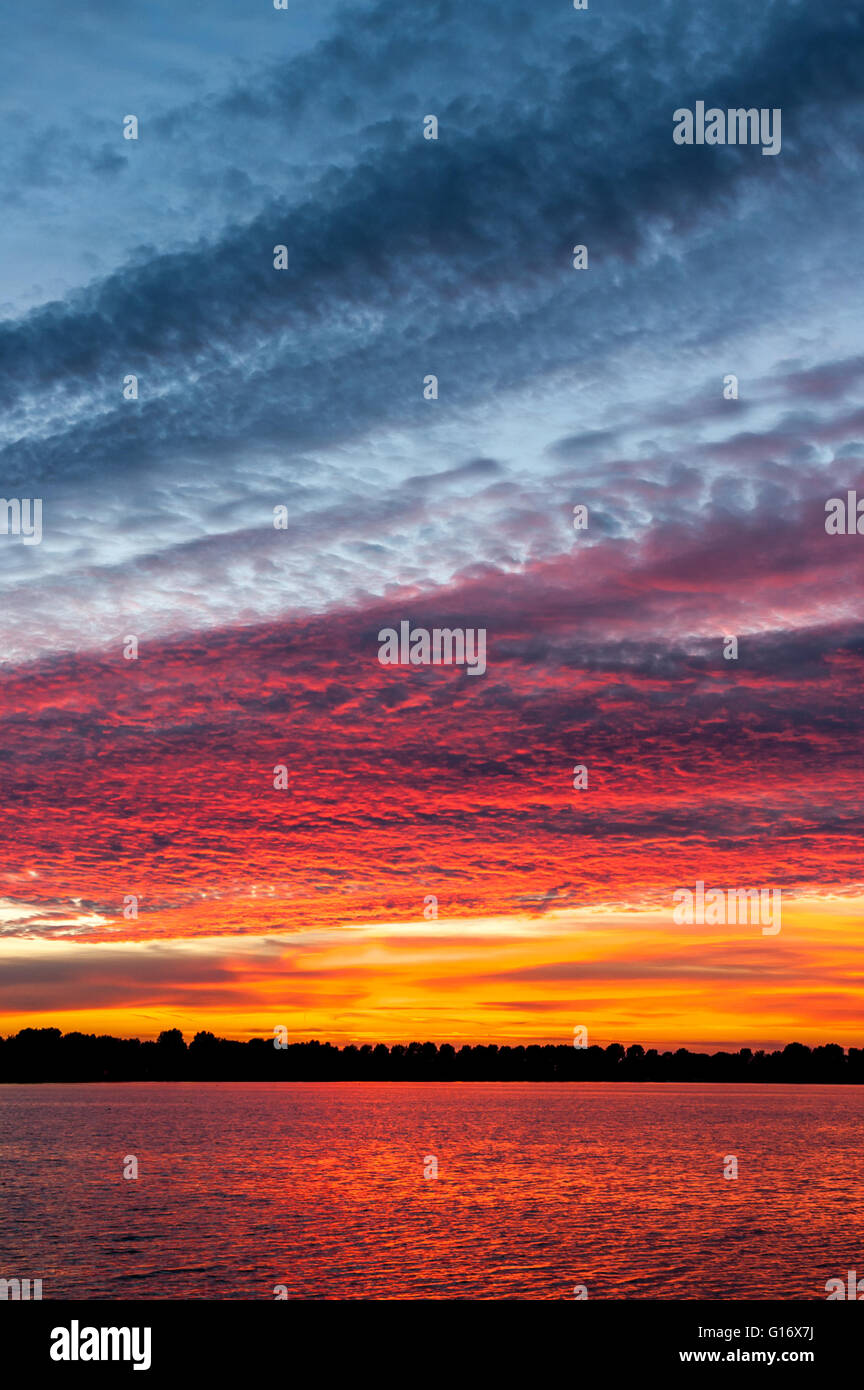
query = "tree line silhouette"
(0, 1028, 862, 1082)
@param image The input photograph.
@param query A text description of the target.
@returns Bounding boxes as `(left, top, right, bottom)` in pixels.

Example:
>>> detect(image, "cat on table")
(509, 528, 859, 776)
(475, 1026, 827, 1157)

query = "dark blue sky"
(0, 0, 862, 664)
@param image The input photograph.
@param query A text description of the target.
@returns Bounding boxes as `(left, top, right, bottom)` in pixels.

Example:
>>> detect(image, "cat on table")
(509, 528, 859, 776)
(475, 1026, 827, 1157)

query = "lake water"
(0, 1082, 860, 1300)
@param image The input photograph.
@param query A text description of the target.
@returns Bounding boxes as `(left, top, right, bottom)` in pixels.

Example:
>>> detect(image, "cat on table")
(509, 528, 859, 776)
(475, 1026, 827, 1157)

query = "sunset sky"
(0, 0, 862, 1049)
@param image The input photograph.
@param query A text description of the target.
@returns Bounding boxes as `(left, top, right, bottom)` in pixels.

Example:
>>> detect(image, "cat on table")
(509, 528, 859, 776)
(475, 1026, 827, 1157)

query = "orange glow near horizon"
(2, 897, 862, 1051)
(2, 554, 863, 1055)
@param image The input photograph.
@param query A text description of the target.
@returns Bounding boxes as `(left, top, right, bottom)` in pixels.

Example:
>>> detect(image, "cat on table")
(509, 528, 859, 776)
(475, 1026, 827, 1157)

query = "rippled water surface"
(1, 1082, 861, 1299)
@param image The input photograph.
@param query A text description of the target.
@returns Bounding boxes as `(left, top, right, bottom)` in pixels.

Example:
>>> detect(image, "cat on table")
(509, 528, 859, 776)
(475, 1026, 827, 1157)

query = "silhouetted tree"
(0, 1029, 858, 1083)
